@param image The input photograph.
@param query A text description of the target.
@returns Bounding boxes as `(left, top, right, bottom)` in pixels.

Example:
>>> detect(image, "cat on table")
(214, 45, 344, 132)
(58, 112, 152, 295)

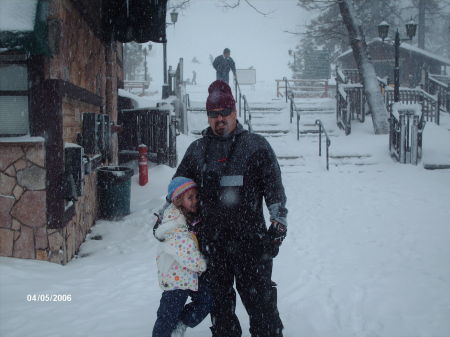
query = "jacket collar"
(201, 121, 246, 139)
(154, 204, 186, 241)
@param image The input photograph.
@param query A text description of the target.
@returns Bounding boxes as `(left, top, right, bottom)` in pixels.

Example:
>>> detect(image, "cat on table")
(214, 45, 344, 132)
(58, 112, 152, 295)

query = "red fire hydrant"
(138, 144, 148, 186)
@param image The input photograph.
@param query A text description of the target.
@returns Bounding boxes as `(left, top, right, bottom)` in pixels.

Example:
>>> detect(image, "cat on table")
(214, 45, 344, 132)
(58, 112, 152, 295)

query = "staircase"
(186, 96, 380, 171)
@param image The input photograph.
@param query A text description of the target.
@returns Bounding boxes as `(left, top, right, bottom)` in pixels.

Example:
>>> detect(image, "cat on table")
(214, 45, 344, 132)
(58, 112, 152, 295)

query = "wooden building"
(0, 0, 167, 264)
(336, 38, 450, 87)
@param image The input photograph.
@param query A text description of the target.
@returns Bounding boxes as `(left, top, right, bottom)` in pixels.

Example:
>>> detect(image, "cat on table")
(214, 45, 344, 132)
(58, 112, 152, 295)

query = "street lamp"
(162, 10, 178, 98)
(378, 18, 417, 102)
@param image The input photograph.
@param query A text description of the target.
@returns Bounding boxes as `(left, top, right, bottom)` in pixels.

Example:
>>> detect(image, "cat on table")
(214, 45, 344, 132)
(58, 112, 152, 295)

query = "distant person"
(192, 70, 197, 85)
(212, 48, 236, 84)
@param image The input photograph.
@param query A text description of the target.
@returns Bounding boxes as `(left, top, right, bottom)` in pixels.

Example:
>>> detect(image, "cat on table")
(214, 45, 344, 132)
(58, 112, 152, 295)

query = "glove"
(153, 213, 164, 242)
(267, 221, 287, 257)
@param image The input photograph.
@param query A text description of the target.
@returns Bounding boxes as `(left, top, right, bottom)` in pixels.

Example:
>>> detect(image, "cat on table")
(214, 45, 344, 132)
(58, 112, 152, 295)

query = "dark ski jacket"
(174, 123, 287, 255)
(212, 55, 236, 84)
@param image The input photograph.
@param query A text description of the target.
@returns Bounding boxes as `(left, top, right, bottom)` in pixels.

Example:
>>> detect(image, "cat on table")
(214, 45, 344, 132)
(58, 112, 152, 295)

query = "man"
(212, 48, 236, 84)
(174, 80, 287, 337)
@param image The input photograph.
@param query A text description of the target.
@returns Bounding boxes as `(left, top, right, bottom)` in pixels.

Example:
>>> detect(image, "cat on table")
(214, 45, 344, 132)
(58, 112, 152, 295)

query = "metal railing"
(389, 109, 425, 165)
(384, 87, 439, 125)
(242, 94, 252, 132)
(234, 78, 252, 132)
(426, 73, 450, 114)
(315, 119, 331, 170)
(166, 58, 189, 134)
(289, 92, 300, 126)
(168, 58, 184, 97)
(276, 78, 329, 99)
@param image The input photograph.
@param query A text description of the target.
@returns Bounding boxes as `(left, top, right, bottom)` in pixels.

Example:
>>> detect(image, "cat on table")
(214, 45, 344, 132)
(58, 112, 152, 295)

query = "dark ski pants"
(208, 248, 283, 337)
(152, 282, 212, 337)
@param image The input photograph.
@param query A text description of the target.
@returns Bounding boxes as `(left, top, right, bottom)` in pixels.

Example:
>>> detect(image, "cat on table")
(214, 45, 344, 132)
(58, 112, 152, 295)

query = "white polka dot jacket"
(154, 203, 207, 291)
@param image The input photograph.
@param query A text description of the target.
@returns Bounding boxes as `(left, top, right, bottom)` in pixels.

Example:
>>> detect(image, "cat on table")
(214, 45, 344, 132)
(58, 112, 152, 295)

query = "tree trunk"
(337, 0, 389, 134)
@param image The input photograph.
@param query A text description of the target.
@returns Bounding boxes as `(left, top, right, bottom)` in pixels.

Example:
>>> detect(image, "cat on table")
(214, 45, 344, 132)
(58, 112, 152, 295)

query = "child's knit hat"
(167, 177, 197, 202)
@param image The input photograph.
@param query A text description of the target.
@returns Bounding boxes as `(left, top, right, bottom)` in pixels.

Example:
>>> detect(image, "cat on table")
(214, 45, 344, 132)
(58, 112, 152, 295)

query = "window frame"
(0, 53, 31, 137)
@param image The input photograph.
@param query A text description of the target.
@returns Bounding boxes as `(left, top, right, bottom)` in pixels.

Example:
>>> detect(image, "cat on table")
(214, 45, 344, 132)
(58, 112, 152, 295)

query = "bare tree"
(337, 0, 389, 134)
(219, 0, 275, 16)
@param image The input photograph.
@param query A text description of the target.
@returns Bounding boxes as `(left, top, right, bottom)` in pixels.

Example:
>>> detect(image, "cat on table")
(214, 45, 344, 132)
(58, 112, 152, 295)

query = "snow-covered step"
(251, 107, 284, 112)
(252, 123, 282, 128)
(297, 109, 335, 115)
(255, 129, 289, 135)
(328, 154, 376, 167)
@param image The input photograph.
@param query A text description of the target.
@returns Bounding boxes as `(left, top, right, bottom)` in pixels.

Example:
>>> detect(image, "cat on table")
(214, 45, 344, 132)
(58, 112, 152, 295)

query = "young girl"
(152, 177, 211, 337)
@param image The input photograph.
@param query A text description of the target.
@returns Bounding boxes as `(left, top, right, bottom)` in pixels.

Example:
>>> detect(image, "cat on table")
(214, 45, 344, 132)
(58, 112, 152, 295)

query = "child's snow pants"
(152, 281, 212, 337)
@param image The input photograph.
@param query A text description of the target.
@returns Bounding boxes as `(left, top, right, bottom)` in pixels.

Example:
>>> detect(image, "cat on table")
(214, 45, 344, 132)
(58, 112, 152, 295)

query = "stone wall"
(0, 141, 47, 260)
(46, 171, 98, 264)
(0, 141, 101, 264)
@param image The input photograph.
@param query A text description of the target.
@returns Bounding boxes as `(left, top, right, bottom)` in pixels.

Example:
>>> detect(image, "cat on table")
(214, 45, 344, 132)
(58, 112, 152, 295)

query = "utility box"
(82, 112, 100, 155)
(98, 114, 111, 161)
(64, 143, 85, 197)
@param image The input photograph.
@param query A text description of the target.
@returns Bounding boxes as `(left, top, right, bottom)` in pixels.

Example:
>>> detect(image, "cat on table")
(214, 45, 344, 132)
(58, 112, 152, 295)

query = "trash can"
(97, 166, 134, 219)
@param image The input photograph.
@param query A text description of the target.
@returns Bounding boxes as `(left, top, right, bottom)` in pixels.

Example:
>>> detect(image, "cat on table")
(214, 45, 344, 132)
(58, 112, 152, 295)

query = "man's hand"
(267, 221, 287, 257)
(269, 221, 287, 244)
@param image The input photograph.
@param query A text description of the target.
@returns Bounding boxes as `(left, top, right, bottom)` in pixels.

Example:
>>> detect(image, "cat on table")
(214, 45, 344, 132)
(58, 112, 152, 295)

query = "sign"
(235, 69, 256, 85)
(302, 50, 330, 79)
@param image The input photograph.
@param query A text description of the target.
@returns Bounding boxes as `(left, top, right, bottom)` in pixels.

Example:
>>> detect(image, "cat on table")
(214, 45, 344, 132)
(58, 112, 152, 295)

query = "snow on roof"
(0, 135, 44, 143)
(0, 0, 38, 32)
(118, 88, 176, 112)
(337, 38, 450, 66)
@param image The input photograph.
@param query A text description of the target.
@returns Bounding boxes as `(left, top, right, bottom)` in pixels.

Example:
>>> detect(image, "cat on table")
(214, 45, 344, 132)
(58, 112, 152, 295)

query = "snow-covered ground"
(2, 82, 450, 337)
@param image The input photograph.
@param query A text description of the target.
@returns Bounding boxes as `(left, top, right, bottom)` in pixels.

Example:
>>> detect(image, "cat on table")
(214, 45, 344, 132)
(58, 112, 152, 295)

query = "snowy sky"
(147, 0, 306, 90)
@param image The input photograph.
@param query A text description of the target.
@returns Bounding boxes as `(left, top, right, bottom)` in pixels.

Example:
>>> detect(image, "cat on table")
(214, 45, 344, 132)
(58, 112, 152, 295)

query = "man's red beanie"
(206, 80, 236, 111)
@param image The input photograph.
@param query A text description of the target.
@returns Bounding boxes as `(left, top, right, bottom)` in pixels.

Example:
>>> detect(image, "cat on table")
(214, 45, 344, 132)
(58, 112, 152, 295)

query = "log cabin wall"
(0, 0, 124, 264)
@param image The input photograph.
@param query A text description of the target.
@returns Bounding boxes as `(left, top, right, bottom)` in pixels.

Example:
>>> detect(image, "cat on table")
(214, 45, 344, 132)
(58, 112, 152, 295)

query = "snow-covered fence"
(335, 67, 368, 135)
(118, 108, 177, 167)
(336, 82, 351, 135)
(426, 73, 449, 114)
(385, 87, 439, 125)
(389, 103, 424, 165)
(341, 68, 360, 84)
(276, 78, 329, 99)
(345, 84, 365, 123)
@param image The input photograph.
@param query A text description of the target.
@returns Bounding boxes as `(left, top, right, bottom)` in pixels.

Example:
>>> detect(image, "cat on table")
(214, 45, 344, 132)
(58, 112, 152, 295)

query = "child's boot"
(171, 321, 187, 337)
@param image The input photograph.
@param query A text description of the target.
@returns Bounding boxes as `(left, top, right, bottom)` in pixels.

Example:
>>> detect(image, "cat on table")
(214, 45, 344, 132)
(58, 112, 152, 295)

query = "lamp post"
(288, 49, 297, 73)
(143, 46, 148, 81)
(162, 10, 178, 98)
(378, 19, 417, 102)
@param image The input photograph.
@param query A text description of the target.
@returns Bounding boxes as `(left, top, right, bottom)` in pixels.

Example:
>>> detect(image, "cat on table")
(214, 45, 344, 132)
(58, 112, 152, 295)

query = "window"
(0, 54, 29, 136)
